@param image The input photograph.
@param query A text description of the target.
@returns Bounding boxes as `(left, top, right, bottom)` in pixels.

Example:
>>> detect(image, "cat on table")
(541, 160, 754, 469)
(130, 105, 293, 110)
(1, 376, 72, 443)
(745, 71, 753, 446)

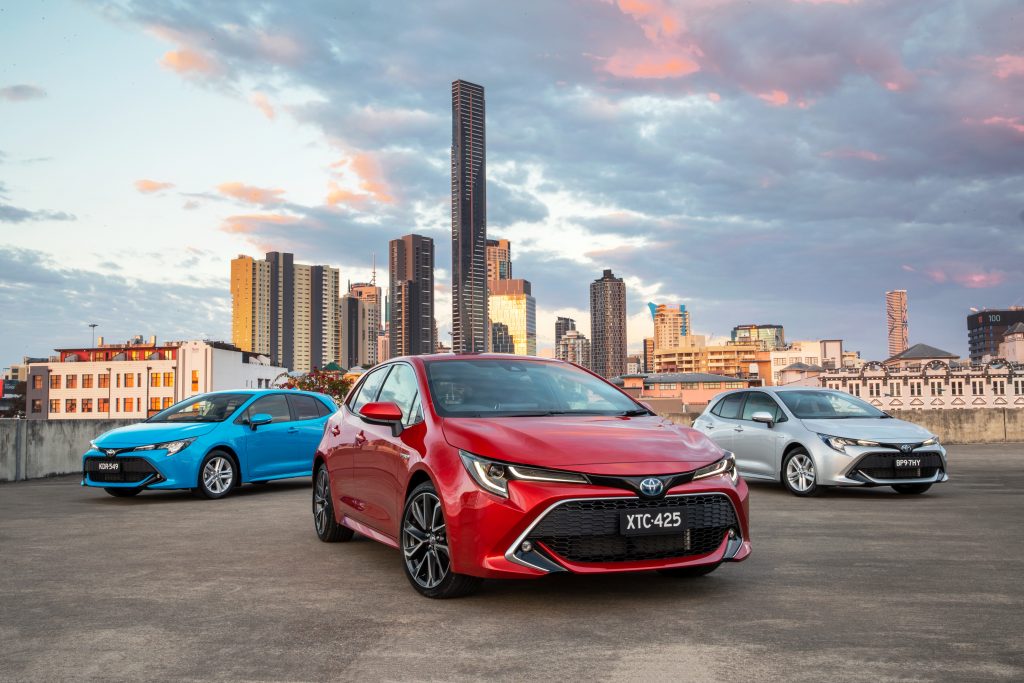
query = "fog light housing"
(521, 540, 533, 553)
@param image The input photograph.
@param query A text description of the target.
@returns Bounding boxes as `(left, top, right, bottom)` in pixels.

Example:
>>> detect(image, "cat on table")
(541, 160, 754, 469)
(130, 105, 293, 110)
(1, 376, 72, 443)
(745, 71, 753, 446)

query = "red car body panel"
(315, 354, 751, 580)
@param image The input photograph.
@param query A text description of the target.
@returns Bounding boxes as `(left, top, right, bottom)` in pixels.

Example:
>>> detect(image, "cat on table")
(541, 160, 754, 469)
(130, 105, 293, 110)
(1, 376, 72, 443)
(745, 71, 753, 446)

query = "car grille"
(853, 451, 943, 480)
(84, 457, 157, 484)
(530, 494, 737, 564)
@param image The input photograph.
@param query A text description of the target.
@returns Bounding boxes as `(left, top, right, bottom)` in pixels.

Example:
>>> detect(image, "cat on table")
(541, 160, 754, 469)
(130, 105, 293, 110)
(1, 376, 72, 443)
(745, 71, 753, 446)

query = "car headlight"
(818, 434, 880, 454)
(922, 436, 940, 446)
(89, 440, 99, 450)
(693, 451, 738, 483)
(133, 438, 195, 456)
(459, 450, 589, 498)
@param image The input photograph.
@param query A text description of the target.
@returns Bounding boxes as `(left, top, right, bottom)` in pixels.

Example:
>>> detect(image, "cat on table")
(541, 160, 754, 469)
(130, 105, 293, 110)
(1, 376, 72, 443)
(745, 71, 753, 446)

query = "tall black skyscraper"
(389, 234, 435, 357)
(590, 269, 627, 378)
(451, 79, 487, 353)
(555, 317, 576, 347)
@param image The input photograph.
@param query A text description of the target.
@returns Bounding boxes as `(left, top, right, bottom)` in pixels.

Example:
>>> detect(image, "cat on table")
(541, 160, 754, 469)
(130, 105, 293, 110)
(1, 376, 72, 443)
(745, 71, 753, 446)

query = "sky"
(1, 0, 1022, 367)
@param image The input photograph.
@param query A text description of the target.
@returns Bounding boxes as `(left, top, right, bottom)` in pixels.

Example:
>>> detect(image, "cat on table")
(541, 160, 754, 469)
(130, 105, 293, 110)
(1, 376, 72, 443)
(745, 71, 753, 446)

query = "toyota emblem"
(639, 478, 664, 497)
(105, 449, 118, 457)
(900, 444, 913, 454)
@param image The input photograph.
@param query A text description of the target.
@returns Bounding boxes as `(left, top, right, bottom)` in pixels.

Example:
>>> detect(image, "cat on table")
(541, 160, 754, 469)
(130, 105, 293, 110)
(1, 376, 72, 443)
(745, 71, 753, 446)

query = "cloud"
(326, 153, 393, 204)
(821, 147, 884, 162)
(160, 49, 218, 75)
(0, 204, 76, 223)
(134, 179, 175, 194)
(0, 84, 47, 101)
(217, 182, 286, 205)
(990, 54, 1024, 79)
(251, 92, 275, 120)
(758, 90, 790, 106)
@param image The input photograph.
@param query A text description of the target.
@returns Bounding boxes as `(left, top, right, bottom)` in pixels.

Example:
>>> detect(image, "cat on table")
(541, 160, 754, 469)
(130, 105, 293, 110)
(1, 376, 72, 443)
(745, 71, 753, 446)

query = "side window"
(288, 394, 322, 421)
(246, 394, 291, 423)
(350, 367, 390, 413)
(741, 392, 783, 422)
(377, 364, 422, 425)
(712, 393, 744, 419)
(316, 399, 335, 417)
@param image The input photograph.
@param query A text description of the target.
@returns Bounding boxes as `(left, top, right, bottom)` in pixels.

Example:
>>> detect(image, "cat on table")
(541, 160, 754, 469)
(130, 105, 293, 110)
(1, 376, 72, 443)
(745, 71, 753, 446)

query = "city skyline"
(2, 1, 1022, 366)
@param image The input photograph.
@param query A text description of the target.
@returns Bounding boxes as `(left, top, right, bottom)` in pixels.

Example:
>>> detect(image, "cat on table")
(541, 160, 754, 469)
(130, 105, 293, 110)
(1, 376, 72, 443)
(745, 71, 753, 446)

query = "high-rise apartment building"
(731, 324, 785, 351)
(555, 317, 576, 347)
(489, 279, 537, 356)
(231, 252, 339, 372)
(590, 269, 627, 378)
(886, 290, 909, 358)
(556, 329, 591, 369)
(643, 337, 654, 374)
(389, 234, 435, 357)
(339, 294, 369, 369)
(967, 307, 1024, 363)
(349, 281, 382, 365)
(650, 303, 691, 350)
(486, 238, 511, 281)
(451, 79, 488, 353)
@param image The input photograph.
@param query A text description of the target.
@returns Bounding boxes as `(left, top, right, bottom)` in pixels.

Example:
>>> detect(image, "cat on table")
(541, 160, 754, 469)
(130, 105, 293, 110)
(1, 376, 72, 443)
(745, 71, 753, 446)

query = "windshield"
(778, 390, 885, 419)
(147, 393, 252, 423)
(424, 359, 646, 418)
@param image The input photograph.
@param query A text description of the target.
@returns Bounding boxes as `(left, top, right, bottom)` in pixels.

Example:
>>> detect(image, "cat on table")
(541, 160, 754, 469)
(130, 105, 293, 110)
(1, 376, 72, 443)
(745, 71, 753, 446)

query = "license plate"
(894, 458, 922, 476)
(96, 461, 120, 471)
(620, 510, 686, 536)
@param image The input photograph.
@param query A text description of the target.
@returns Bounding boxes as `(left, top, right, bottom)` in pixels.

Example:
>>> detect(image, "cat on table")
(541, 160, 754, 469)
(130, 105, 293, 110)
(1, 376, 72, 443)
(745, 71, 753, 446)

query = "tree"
(275, 368, 352, 404)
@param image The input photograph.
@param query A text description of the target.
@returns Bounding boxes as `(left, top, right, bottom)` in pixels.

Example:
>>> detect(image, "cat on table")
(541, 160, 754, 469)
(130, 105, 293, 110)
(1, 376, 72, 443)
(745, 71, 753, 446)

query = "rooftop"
(886, 343, 958, 362)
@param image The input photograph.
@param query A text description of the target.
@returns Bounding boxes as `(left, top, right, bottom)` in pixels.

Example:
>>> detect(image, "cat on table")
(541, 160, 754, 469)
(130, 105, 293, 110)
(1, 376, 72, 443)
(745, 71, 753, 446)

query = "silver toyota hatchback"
(693, 387, 948, 496)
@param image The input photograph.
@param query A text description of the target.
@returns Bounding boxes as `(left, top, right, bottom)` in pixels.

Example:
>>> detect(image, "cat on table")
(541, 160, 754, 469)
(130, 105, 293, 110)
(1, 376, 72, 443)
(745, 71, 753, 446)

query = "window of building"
(191, 370, 199, 393)
(971, 380, 983, 395)
(951, 381, 963, 396)
(124, 373, 134, 388)
(657, 383, 677, 390)
(136, 373, 142, 387)
(848, 383, 860, 396)
(162, 397, 173, 409)
(98, 398, 110, 413)
(869, 383, 881, 397)
(115, 398, 120, 412)
(82, 399, 93, 413)
(65, 399, 77, 413)
(1015, 380, 1024, 395)
(33, 374, 43, 390)
(993, 380, 1005, 396)
(50, 374, 61, 389)
(65, 374, 77, 389)
(31, 399, 42, 413)
(163, 371, 174, 387)
(115, 373, 120, 388)
(930, 381, 943, 395)
(98, 373, 109, 389)
(49, 399, 60, 413)
(150, 397, 161, 412)
(889, 383, 901, 397)
(704, 382, 722, 389)
(82, 374, 93, 389)
(125, 397, 134, 412)
(805, 357, 819, 366)
(151, 373, 160, 388)
(910, 382, 922, 397)
(773, 358, 787, 366)
(723, 382, 744, 389)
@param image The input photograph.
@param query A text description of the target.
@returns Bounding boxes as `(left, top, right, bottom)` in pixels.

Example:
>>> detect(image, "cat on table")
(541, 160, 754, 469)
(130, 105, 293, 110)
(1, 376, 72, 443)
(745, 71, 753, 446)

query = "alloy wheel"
(786, 453, 815, 492)
(402, 491, 449, 590)
(202, 456, 234, 495)
(313, 468, 330, 535)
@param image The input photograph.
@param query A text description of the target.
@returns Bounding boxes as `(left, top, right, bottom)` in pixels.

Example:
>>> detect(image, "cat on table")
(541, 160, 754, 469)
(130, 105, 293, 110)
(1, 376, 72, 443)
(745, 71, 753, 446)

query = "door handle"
(287, 427, 299, 433)
(734, 426, 744, 432)
(330, 425, 340, 437)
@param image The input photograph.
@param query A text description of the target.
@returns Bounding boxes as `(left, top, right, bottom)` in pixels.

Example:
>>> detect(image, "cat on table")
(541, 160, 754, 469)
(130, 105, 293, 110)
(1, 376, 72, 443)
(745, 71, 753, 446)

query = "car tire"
(313, 463, 353, 543)
(195, 450, 237, 499)
(658, 563, 720, 578)
(782, 448, 819, 497)
(401, 481, 482, 599)
(892, 483, 932, 495)
(104, 487, 142, 497)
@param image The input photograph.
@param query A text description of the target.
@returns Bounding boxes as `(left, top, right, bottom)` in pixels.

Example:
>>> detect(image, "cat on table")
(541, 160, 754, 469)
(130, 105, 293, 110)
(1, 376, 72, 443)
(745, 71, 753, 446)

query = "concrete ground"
(1, 445, 1022, 682)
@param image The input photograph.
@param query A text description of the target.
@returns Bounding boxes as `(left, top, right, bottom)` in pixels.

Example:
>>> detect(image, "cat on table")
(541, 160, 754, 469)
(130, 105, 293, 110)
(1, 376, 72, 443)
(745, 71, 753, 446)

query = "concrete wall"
(0, 419, 136, 482)
(660, 409, 1023, 445)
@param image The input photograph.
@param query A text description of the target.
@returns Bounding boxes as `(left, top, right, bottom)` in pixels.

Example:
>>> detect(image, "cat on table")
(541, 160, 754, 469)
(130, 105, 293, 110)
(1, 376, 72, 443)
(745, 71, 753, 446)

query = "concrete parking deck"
(1, 444, 1022, 681)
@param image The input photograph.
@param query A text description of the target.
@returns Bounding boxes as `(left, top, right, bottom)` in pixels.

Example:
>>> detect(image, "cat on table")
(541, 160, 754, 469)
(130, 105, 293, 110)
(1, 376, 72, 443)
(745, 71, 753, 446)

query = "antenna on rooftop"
(371, 252, 377, 286)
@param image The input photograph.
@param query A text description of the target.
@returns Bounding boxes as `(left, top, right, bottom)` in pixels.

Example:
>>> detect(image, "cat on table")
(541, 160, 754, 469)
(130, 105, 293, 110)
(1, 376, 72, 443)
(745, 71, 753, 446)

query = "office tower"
(491, 323, 514, 354)
(349, 280, 382, 365)
(556, 329, 591, 369)
(555, 317, 576, 347)
(643, 337, 654, 374)
(489, 279, 537, 356)
(731, 324, 785, 351)
(486, 238, 512, 281)
(886, 290, 909, 358)
(451, 79, 488, 353)
(230, 252, 339, 372)
(967, 307, 1024, 363)
(590, 269, 627, 378)
(339, 294, 369, 369)
(650, 303, 691, 350)
(389, 234, 435, 356)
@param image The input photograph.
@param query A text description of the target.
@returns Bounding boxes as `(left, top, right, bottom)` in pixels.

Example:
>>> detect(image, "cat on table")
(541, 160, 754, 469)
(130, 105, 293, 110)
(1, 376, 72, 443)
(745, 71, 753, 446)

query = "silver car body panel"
(693, 387, 948, 488)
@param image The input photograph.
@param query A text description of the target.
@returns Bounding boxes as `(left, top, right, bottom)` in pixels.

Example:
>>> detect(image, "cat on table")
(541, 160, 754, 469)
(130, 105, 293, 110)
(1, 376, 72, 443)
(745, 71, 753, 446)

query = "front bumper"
(443, 472, 751, 580)
(81, 448, 199, 490)
(809, 442, 949, 487)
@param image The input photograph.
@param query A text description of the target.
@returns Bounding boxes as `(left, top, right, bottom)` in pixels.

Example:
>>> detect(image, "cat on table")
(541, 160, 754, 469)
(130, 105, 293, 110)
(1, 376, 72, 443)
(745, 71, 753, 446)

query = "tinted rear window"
(712, 393, 744, 419)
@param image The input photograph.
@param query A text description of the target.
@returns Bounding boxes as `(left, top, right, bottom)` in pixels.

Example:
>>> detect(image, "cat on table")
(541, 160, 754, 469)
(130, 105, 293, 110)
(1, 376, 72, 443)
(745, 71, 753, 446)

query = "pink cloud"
(707, 92, 721, 102)
(221, 213, 300, 235)
(327, 152, 394, 204)
(134, 179, 175, 194)
(160, 49, 218, 75)
(981, 116, 1024, 134)
(250, 93, 275, 120)
(217, 182, 286, 205)
(954, 271, 1006, 289)
(602, 0, 702, 80)
(901, 265, 916, 273)
(604, 50, 700, 79)
(992, 54, 1024, 79)
(758, 90, 790, 106)
(821, 147, 885, 162)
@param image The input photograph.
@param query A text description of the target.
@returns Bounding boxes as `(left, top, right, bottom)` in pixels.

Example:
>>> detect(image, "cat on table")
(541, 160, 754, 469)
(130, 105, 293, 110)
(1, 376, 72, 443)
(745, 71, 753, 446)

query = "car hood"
(92, 421, 219, 448)
(441, 414, 725, 475)
(799, 417, 935, 443)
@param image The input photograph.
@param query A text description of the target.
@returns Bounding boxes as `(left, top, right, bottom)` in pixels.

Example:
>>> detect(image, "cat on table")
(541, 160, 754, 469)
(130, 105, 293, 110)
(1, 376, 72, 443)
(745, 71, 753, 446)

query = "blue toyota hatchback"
(82, 390, 337, 499)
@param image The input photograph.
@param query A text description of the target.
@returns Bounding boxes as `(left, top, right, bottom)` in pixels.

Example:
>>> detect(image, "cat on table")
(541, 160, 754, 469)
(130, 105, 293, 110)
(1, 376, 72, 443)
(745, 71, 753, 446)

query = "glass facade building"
(489, 279, 536, 356)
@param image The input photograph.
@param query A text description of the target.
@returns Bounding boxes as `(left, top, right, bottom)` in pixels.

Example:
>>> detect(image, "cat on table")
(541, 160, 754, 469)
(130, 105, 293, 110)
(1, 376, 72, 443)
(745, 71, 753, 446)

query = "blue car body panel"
(82, 390, 337, 491)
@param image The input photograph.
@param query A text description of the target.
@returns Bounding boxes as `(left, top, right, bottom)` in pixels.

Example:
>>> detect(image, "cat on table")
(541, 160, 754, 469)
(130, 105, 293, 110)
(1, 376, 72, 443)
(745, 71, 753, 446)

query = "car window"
(741, 392, 783, 422)
(288, 394, 322, 421)
(377, 363, 422, 425)
(316, 398, 334, 417)
(246, 394, 291, 423)
(712, 393, 744, 419)
(350, 367, 391, 413)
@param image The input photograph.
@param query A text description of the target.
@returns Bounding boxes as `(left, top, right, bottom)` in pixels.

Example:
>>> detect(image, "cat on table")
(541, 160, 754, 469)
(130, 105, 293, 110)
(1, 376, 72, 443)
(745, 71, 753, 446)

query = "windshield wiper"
(618, 409, 652, 416)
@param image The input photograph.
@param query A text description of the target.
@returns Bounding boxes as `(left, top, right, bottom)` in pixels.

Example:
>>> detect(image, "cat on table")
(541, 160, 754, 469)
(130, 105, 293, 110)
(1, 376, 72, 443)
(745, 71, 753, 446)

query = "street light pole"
(89, 323, 98, 347)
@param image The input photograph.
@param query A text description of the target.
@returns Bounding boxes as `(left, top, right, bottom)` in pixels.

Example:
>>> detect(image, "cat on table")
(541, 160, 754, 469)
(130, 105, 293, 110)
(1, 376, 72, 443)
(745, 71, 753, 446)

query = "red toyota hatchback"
(312, 355, 751, 598)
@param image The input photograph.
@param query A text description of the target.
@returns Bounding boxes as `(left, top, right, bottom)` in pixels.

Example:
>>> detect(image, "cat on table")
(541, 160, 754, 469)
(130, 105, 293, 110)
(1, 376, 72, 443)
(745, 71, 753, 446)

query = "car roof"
(198, 389, 335, 402)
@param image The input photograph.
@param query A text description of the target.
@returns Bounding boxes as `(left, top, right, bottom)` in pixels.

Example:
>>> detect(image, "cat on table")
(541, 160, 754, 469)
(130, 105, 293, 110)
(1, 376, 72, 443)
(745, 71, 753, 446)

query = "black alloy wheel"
(401, 481, 481, 599)
(313, 464, 353, 542)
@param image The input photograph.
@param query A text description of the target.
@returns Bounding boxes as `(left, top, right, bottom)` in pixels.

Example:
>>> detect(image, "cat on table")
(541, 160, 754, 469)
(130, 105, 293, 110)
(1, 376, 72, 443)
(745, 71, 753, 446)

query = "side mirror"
(359, 402, 405, 436)
(249, 413, 273, 430)
(751, 411, 775, 427)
